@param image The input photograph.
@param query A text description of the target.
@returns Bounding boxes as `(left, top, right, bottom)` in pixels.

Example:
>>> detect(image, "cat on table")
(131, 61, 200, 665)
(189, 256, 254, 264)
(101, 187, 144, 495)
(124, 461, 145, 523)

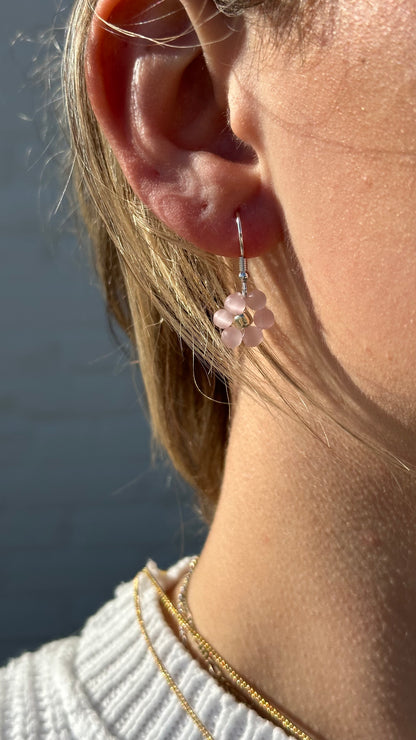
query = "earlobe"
(85, 0, 283, 256)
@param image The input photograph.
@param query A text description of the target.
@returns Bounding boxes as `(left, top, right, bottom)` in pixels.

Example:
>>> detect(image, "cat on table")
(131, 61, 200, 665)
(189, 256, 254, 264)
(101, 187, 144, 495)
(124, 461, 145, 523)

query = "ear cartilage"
(213, 213, 275, 348)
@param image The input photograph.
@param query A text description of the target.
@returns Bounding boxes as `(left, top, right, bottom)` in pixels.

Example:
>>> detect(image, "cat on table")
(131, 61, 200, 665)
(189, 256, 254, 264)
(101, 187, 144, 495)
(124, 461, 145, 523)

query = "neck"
(187, 389, 416, 740)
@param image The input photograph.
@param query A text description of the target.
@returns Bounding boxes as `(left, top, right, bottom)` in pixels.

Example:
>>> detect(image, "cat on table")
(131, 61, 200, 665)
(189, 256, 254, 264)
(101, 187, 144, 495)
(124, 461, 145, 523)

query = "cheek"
(280, 149, 416, 415)
(258, 2, 416, 418)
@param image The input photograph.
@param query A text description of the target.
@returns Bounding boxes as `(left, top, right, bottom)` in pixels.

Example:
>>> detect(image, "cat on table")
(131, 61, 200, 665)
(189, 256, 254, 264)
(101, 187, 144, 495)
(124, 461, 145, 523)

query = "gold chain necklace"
(176, 556, 228, 685)
(135, 564, 316, 740)
(134, 570, 214, 739)
(175, 558, 316, 740)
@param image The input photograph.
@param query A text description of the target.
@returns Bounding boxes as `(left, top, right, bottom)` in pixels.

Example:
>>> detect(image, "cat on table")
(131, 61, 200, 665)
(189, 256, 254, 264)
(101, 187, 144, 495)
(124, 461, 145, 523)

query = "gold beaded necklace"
(134, 571, 213, 739)
(134, 563, 317, 740)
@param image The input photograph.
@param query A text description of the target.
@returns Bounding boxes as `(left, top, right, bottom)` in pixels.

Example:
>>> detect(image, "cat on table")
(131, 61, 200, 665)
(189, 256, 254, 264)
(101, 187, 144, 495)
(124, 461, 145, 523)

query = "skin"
(86, 1, 416, 738)
(253, 2, 416, 424)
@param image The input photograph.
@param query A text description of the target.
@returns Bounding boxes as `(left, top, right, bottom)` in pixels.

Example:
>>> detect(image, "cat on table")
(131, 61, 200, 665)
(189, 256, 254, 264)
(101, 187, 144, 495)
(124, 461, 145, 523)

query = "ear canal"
(86, 0, 284, 256)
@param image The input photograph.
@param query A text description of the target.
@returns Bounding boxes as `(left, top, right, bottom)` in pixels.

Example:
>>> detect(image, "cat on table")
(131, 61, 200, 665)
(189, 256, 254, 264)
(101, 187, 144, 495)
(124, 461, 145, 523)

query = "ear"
(85, 0, 283, 256)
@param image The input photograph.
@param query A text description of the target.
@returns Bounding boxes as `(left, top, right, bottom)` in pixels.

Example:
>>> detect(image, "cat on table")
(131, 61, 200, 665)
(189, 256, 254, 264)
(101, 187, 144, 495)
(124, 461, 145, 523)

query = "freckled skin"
(236, 1, 416, 424)
(87, 0, 416, 736)
(184, 5, 416, 740)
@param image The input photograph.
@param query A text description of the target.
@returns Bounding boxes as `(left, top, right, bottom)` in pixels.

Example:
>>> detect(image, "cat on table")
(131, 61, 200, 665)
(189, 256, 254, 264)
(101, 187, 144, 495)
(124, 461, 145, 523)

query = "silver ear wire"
(236, 212, 248, 297)
(212, 212, 275, 348)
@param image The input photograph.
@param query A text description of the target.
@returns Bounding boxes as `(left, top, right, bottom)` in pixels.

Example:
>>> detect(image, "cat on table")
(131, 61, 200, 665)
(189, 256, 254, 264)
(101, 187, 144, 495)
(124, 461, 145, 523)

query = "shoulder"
(0, 560, 194, 739)
(0, 559, 289, 739)
(0, 577, 142, 739)
(0, 633, 78, 738)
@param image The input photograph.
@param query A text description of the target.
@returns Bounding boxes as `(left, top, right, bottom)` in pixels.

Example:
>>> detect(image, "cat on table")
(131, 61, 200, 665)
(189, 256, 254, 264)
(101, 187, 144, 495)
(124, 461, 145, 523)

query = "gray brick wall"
(0, 2, 206, 666)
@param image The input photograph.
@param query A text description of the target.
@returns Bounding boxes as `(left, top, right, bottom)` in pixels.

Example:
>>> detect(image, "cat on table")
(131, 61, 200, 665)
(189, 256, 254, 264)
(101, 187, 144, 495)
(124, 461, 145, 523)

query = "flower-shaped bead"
(213, 289, 275, 348)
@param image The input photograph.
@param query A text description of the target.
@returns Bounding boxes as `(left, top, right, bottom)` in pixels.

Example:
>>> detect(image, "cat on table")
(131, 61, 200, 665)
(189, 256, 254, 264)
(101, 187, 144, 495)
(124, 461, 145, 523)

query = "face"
(238, 1, 416, 427)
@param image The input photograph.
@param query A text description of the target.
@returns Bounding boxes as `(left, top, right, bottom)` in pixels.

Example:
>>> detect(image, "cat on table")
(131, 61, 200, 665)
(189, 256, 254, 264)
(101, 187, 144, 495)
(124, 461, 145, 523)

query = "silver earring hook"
(213, 213, 275, 347)
(236, 212, 248, 297)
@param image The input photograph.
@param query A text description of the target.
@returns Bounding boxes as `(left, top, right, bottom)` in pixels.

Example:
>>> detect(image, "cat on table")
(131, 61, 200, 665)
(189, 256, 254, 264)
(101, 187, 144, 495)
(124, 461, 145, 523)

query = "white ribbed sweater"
(0, 557, 291, 739)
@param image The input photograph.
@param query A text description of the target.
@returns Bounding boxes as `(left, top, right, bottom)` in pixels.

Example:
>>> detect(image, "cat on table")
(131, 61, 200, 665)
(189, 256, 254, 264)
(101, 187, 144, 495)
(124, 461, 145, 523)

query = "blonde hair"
(61, 0, 412, 522)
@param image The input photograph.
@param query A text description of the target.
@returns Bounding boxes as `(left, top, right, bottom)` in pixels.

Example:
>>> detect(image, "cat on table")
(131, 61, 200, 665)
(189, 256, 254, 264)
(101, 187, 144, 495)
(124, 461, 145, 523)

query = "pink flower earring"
(213, 213, 275, 348)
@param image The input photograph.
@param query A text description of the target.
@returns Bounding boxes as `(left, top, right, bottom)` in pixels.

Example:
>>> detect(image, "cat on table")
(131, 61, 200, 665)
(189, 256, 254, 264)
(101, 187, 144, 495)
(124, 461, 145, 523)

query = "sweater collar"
(64, 557, 290, 738)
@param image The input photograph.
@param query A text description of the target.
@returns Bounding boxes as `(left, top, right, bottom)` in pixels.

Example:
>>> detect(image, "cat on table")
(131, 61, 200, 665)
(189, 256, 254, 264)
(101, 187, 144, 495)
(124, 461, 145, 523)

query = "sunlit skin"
(87, 1, 416, 738)
(251, 2, 416, 423)
(179, 3, 416, 739)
